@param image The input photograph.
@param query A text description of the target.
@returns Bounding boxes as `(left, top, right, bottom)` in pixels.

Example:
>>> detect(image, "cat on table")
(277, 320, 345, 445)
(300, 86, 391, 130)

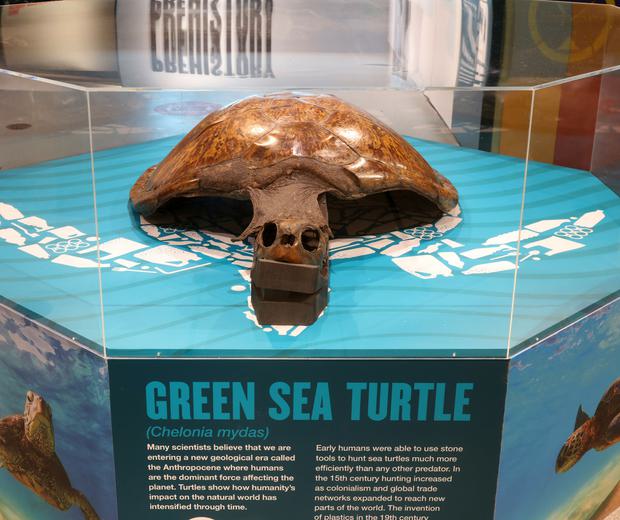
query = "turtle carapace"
(130, 92, 459, 325)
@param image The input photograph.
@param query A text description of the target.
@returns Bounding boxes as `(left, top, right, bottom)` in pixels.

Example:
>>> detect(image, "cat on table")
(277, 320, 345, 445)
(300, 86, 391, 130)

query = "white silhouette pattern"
(0, 202, 607, 337)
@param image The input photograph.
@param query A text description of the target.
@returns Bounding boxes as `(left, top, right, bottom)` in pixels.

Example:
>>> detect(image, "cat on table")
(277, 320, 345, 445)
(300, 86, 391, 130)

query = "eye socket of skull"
(301, 228, 320, 252)
(261, 222, 277, 247)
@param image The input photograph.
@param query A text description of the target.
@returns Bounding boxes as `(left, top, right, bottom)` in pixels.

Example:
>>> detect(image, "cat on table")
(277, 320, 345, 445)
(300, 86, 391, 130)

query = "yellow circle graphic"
(528, 2, 614, 64)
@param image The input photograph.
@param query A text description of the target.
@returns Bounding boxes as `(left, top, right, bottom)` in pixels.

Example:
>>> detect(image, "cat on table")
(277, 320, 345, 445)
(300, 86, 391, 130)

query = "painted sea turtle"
(556, 378, 620, 473)
(0, 391, 100, 519)
(130, 92, 459, 325)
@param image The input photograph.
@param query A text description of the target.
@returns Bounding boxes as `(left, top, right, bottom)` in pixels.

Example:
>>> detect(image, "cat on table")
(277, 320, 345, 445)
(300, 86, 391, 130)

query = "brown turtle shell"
(130, 92, 459, 216)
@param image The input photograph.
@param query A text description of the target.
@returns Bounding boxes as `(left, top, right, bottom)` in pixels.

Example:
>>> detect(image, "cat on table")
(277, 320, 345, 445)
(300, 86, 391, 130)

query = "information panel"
(109, 359, 507, 520)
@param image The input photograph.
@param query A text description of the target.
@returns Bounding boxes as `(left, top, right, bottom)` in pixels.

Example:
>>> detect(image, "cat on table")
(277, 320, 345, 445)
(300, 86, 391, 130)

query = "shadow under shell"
(136, 190, 443, 239)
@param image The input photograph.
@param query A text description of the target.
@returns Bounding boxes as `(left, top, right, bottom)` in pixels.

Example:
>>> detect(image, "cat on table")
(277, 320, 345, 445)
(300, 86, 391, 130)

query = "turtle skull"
(256, 220, 328, 270)
(239, 175, 331, 326)
(250, 219, 330, 326)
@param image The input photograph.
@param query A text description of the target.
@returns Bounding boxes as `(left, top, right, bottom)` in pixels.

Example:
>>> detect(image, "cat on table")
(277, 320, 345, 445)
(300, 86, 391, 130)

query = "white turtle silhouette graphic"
(0, 201, 607, 337)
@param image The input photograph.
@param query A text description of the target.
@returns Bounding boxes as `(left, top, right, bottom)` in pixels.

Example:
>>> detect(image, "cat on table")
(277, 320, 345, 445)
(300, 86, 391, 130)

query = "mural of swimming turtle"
(556, 377, 620, 473)
(0, 391, 100, 519)
(130, 92, 459, 325)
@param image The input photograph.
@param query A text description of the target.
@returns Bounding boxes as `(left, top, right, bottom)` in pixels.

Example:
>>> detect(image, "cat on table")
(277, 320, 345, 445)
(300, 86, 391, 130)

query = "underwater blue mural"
(0, 304, 117, 520)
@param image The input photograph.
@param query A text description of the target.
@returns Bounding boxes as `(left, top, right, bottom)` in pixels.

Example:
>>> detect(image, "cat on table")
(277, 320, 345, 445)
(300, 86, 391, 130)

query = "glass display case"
(0, 1, 618, 519)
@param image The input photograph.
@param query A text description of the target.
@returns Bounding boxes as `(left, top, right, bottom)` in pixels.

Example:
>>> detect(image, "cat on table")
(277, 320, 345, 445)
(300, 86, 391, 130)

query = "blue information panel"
(109, 358, 507, 520)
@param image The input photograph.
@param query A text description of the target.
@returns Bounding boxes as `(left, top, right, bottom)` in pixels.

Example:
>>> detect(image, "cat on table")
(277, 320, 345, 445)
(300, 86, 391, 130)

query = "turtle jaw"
(250, 219, 329, 326)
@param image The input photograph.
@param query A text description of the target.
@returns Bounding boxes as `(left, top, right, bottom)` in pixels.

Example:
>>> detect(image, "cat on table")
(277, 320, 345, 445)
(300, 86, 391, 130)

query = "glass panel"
(2, 1, 617, 361)
(0, 71, 103, 352)
(510, 68, 620, 354)
(424, 87, 533, 360)
(90, 87, 528, 358)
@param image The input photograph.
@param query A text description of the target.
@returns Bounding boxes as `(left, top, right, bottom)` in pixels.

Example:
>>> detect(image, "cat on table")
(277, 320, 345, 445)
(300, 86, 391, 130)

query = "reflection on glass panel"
(0, 0, 618, 89)
(425, 89, 532, 158)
